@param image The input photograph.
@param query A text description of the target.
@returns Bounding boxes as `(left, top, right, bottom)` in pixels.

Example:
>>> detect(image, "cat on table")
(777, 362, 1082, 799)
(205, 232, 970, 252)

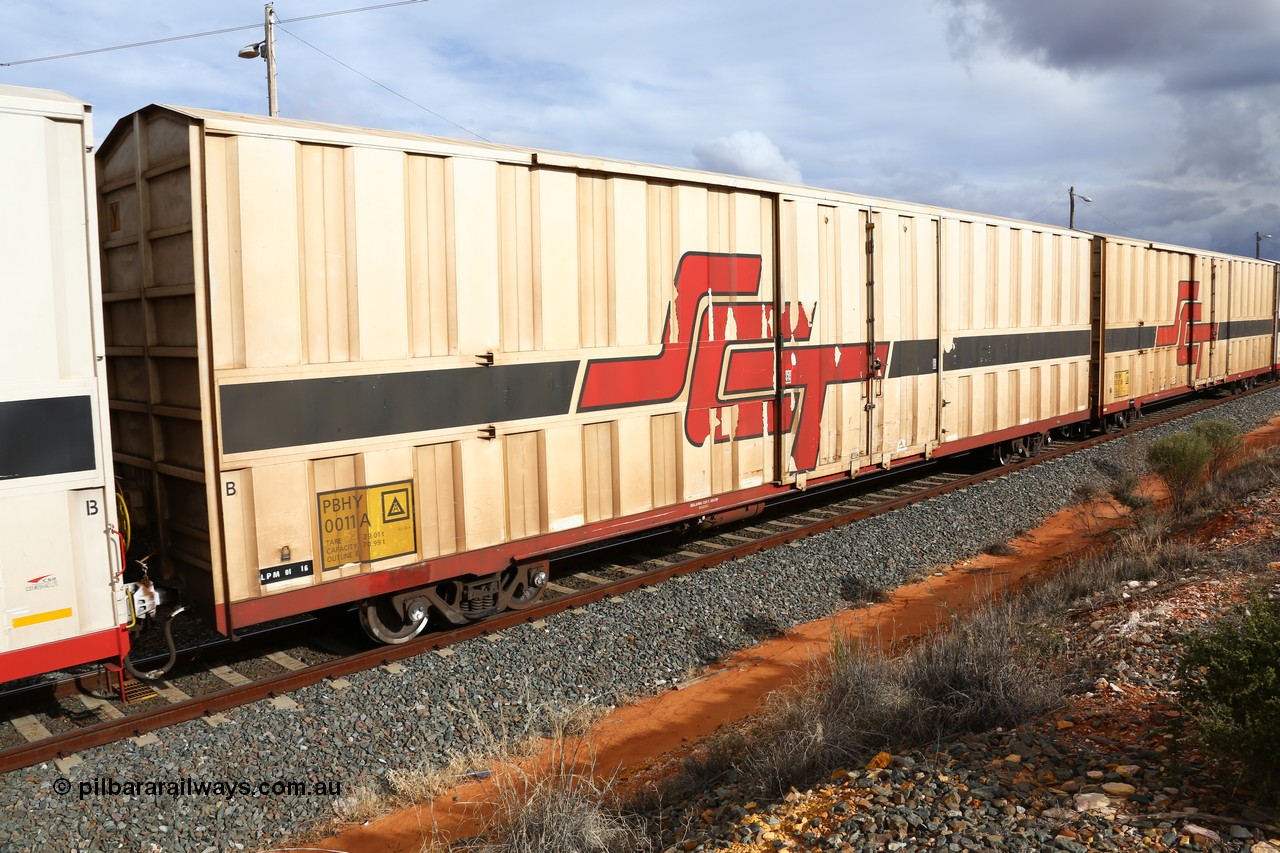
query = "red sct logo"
(1154, 280, 1218, 372)
(577, 253, 884, 473)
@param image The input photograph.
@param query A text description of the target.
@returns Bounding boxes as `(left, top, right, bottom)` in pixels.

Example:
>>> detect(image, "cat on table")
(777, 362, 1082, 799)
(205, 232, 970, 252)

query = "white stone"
(1074, 792, 1112, 813)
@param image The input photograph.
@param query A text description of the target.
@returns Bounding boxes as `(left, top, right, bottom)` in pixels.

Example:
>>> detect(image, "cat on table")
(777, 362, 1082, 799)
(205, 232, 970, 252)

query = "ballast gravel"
(2, 389, 1279, 852)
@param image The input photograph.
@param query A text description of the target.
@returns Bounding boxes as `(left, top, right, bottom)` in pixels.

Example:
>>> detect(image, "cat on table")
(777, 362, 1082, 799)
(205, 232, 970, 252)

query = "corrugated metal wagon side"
(97, 105, 1271, 648)
(1213, 253, 1275, 384)
(936, 219, 1093, 458)
(97, 106, 793, 640)
(0, 85, 128, 683)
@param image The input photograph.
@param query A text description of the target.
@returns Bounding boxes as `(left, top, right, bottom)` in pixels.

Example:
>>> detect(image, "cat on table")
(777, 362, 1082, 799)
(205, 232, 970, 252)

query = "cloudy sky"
(2, 0, 1277, 257)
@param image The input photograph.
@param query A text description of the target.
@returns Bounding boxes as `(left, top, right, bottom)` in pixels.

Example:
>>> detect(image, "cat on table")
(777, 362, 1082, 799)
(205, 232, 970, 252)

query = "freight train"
(3, 83, 1277, 686)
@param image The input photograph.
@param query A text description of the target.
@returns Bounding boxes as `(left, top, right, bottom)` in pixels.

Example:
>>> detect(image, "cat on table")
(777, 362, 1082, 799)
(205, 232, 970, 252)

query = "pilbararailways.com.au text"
(57, 776, 342, 801)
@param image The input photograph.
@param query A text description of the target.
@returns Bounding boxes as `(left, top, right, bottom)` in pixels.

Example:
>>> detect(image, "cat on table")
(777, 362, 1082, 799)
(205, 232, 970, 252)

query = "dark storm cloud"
(941, 0, 1280, 88)
(1166, 54, 1280, 95)
(1074, 183, 1225, 234)
(941, 0, 1280, 255)
(1173, 93, 1278, 184)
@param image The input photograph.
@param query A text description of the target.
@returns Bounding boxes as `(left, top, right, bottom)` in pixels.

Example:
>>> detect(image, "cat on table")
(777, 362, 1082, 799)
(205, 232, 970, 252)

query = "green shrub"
(1191, 419, 1242, 476)
(1146, 431, 1214, 508)
(1177, 595, 1280, 800)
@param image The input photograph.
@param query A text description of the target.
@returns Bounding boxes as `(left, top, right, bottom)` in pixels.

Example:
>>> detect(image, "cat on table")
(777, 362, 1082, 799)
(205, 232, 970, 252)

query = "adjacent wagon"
(0, 85, 128, 681)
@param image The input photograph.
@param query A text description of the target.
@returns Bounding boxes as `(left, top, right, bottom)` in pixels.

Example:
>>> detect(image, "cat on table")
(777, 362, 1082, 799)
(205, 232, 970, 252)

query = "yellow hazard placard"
(317, 480, 416, 571)
(1114, 369, 1130, 398)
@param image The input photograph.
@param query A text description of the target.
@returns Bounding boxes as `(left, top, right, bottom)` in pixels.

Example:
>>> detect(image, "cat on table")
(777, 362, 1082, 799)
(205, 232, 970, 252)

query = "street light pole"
(265, 3, 278, 117)
(1257, 231, 1272, 259)
(239, 3, 278, 117)
(1069, 186, 1092, 230)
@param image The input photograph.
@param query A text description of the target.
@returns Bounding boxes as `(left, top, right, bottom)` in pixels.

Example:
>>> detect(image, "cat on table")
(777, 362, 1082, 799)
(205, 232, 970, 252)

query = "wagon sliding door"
(869, 209, 941, 466)
(775, 198, 877, 485)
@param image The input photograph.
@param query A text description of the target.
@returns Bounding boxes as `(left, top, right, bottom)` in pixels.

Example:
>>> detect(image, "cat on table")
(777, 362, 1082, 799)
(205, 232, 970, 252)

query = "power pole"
(1069, 186, 1091, 230)
(265, 3, 278, 117)
(239, 3, 278, 116)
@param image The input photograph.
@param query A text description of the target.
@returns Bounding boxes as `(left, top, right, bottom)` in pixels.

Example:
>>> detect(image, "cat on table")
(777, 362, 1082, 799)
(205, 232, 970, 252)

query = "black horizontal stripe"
(0, 395, 97, 480)
(220, 361, 580, 454)
(1107, 318, 1274, 354)
(886, 330, 1091, 378)
(943, 329, 1091, 372)
(1220, 319, 1273, 340)
(1105, 325, 1157, 354)
(887, 339, 938, 378)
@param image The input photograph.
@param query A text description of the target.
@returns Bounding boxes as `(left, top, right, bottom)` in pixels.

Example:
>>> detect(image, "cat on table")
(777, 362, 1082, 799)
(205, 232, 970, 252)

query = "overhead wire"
(1, 22, 260, 66)
(0, 0, 431, 66)
(1022, 188, 1143, 238)
(275, 24, 491, 142)
(1024, 189, 1069, 225)
(1082, 205, 1143, 239)
(2, 0, 485, 142)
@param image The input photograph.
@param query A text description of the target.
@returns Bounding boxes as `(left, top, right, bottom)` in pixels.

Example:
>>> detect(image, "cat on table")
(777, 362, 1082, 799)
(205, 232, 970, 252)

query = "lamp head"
(238, 42, 264, 59)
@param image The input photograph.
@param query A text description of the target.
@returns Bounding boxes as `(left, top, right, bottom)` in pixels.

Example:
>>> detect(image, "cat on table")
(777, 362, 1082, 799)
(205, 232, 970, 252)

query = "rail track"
(0, 384, 1265, 774)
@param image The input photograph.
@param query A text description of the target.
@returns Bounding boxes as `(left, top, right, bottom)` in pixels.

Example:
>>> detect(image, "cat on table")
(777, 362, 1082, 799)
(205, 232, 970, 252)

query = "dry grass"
(383, 703, 555, 813)
(310, 699, 618, 849)
(714, 600, 1064, 798)
(895, 604, 1064, 739)
(1099, 437, 1154, 510)
(548, 700, 614, 739)
(1179, 446, 1280, 523)
(981, 539, 1018, 557)
(331, 783, 389, 825)
(387, 751, 492, 807)
(1069, 479, 1133, 539)
(687, 528, 1209, 799)
(464, 736, 650, 853)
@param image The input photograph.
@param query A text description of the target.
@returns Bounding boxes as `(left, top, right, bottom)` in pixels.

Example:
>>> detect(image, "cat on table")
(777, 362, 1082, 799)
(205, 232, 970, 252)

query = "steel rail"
(0, 384, 1265, 775)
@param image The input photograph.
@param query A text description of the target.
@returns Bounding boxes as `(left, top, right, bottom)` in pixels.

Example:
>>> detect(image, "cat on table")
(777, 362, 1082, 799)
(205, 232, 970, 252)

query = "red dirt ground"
(315, 416, 1280, 853)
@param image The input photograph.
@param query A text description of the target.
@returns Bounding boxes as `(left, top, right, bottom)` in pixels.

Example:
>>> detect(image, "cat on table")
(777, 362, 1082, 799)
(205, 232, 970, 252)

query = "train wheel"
(359, 596, 429, 644)
(992, 441, 1013, 466)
